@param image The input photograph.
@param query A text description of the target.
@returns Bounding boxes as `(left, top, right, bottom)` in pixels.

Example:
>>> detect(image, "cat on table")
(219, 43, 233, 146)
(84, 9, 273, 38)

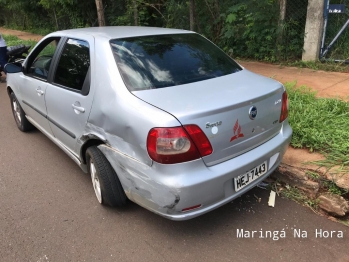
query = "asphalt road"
(0, 81, 348, 262)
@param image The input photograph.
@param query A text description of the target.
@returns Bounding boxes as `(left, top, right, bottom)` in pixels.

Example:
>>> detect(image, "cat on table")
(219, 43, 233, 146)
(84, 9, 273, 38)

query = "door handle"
(36, 87, 44, 96)
(72, 103, 85, 113)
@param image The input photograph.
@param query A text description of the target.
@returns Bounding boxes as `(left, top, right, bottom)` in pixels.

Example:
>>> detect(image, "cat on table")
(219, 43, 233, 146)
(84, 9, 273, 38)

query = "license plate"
(234, 161, 267, 192)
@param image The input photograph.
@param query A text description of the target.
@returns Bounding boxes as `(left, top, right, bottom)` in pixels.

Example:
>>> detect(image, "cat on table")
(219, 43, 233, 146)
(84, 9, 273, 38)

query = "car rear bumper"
(100, 121, 292, 221)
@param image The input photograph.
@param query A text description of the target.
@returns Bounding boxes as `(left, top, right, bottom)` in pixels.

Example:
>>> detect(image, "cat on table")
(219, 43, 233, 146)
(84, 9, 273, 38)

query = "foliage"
(3, 0, 347, 63)
(282, 60, 349, 73)
(306, 170, 349, 197)
(325, 181, 345, 195)
(221, 0, 279, 61)
(280, 185, 319, 208)
(285, 82, 349, 169)
(2, 34, 37, 51)
(0, 0, 310, 62)
(220, 0, 307, 61)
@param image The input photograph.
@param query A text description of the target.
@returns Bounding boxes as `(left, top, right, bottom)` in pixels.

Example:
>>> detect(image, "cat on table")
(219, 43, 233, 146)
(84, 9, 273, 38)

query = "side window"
(54, 39, 90, 92)
(27, 37, 60, 80)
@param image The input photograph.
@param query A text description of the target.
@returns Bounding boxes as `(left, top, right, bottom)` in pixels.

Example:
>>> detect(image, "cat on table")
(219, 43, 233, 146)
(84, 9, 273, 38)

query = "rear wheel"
(10, 92, 35, 132)
(86, 146, 127, 207)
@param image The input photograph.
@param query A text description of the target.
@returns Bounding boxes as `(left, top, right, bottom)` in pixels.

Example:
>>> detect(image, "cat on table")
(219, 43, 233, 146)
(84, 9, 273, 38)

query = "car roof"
(50, 26, 192, 40)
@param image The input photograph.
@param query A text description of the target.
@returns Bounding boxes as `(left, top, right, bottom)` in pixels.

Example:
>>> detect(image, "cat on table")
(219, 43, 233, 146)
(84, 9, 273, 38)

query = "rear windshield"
(110, 33, 242, 91)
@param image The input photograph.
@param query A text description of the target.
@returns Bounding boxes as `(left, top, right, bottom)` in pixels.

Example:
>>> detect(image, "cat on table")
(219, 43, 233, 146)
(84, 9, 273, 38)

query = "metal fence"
(321, 0, 349, 62)
(279, 0, 308, 60)
(217, 0, 309, 61)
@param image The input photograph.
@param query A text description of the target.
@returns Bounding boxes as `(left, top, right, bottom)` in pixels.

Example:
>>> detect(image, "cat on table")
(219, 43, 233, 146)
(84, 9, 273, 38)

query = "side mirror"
(4, 63, 22, 74)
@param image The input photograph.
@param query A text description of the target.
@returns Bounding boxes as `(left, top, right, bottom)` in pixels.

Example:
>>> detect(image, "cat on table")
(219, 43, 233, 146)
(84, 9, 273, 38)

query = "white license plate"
(234, 161, 268, 192)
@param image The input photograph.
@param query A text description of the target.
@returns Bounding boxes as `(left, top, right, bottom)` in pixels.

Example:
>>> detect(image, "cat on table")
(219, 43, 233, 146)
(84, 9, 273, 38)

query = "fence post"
(302, 0, 325, 61)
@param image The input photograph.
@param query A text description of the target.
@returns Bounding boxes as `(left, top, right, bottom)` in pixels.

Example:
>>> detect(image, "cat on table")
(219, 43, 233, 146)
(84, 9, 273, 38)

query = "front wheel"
(86, 146, 127, 207)
(10, 92, 35, 132)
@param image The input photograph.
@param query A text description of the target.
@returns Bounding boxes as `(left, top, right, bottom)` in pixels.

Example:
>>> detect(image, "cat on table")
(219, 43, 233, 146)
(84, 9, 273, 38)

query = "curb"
(273, 163, 349, 218)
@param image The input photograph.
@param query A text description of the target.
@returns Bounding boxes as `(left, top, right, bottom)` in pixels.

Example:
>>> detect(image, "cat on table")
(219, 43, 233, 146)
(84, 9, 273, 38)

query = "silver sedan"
(5, 27, 292, 220)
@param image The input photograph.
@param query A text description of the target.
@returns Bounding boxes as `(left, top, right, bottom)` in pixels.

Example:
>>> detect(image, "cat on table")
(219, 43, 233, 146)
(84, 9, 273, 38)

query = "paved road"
(0, 82, 348, 262)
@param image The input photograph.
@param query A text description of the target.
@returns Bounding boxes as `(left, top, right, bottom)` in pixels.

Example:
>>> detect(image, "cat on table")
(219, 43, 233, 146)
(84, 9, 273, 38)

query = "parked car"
(5, 26, 292, 220)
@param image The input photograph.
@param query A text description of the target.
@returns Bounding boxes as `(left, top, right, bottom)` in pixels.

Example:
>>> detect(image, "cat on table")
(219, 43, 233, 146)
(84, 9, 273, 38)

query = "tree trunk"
(95, 0, 106, 26)
(53, 8, 59, 30)
(213, 0, 222, 42)
(189, 0, 195, 31)
(279, 0, 287, 25)
(193, 0, 201, 33)
(277, 0, 287, 59)
(133, 0, 138, 26)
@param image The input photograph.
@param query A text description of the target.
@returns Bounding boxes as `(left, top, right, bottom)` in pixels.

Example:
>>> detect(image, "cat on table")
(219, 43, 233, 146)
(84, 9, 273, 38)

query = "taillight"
(279, 91, 289, 123)
(147, 125, 213, 164)
(183, 125, 213, 157)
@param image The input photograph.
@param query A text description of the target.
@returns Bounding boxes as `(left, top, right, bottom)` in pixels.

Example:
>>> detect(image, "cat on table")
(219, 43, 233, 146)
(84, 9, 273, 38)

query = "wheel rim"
(12, 99, 22, 124)
(90, 160, 102, 203)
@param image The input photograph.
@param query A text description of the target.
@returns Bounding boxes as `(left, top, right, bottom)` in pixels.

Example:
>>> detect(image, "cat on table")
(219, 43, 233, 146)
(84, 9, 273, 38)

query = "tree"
(133, 0, 138, 26)
(189, 0, 195, 31)
(95, 0, 106, 26)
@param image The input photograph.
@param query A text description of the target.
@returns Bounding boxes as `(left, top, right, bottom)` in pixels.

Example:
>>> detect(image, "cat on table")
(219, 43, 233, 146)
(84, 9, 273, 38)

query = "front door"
(19, 37, 62, 135)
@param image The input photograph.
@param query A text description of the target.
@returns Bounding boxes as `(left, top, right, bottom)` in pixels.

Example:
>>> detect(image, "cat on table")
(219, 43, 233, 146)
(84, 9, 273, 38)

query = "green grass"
(3, 35, 38, 51)
(23, 28, 51, 36)
(2, 25, 51, 36)
(237, 58, 349, 73)
(283, 60, 349, 73)
(285, 82, 349, 170)
(280, 185, 319, 209)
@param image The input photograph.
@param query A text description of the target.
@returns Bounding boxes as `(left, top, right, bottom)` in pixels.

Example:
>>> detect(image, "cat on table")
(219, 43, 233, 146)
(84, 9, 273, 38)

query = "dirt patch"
(0, 27, 43, 41)
(240, 61, 349, 100)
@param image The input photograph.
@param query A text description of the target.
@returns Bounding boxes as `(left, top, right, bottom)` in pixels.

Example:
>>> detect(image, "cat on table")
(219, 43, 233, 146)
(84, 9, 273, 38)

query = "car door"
(19, 37, 62, 135)
(45, 37, 94, 156)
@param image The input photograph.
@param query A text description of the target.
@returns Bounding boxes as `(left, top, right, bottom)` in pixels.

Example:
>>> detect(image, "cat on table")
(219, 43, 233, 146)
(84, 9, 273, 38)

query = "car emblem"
(206, 121, 222, 128)
(249, 106, 257, 120)
(230, 119, 245, 142)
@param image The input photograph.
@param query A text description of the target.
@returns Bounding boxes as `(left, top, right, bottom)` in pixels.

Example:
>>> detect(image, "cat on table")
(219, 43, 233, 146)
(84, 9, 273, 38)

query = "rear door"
(45, 37, 94, 155)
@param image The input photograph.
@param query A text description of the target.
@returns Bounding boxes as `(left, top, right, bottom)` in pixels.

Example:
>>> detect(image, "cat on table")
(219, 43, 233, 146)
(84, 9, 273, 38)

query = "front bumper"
(100, 121, 292, 221)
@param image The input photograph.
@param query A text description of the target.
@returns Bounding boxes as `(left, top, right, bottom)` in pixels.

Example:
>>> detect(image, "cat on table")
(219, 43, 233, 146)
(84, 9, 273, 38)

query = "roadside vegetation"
(285, 82, 349, 171)
(0, 0, 312, 62)
(237, 58, 349, 74)
(3, 34, 37, 50)
(2, 0, 348, 72)
(281, 60, 349, 73)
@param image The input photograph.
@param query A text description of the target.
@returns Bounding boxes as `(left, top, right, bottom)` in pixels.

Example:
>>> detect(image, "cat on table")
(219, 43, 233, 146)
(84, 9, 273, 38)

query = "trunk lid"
(133, 70, 285, 166)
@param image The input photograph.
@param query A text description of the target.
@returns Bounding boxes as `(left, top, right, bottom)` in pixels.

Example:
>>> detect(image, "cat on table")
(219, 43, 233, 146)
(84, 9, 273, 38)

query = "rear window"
(110, 33, 242, 91)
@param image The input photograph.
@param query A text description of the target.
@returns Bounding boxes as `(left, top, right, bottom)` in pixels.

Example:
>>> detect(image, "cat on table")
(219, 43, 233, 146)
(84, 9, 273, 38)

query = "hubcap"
(90, 160, 102, 203)
(12, 99, 21, 123)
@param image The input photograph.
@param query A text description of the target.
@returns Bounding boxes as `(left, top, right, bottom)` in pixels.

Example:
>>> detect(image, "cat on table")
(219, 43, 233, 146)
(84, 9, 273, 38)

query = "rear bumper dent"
(153, 122, 292, 220)
(101, 122, 292, 221)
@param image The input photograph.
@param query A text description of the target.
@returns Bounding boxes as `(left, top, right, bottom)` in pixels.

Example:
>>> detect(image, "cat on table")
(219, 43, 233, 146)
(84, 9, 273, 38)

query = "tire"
(86, 146, 127, 207)
(10, 92, 35, 132)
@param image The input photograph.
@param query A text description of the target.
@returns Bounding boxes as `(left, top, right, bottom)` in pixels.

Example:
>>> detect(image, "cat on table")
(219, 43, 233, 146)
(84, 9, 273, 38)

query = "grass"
(283, 60, 349, 73)
(285, 82, 349, 170)
(23, 28, 52, 36)
(2, 25, 51, 36)
(280, 185, 319, 209)
(306, 171, 348, 197)
(237, 58, 349, 73)
(3, 34, 38, 51)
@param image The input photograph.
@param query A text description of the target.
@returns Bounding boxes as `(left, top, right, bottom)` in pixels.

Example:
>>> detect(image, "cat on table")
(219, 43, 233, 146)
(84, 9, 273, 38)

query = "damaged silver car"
(5, 27, 292, 220)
